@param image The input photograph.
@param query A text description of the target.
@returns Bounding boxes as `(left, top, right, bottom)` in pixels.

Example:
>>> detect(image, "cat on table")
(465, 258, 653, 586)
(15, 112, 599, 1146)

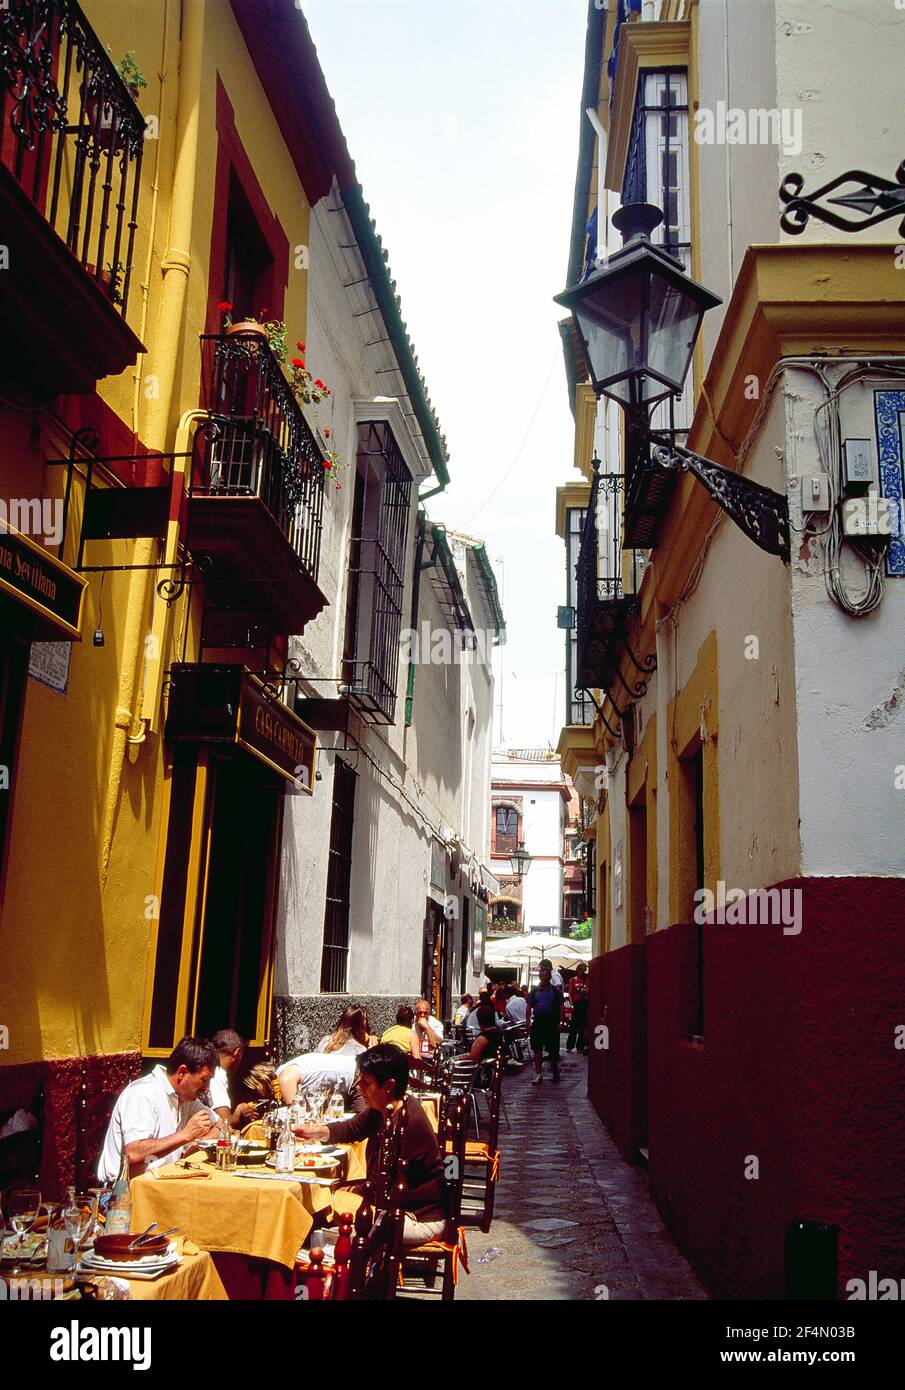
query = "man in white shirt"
(98, 1037, 219, 1181)
(276, 1051, 358, 1105)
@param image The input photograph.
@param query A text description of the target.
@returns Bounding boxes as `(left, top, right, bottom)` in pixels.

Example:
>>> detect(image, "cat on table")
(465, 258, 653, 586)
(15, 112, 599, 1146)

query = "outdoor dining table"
(102, 1237, 228, 1301)
(129, 1142, 367, 1299)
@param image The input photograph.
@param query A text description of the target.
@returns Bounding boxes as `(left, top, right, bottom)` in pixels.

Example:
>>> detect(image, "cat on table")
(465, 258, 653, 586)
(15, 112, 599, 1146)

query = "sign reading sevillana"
(0, 525, 85, 639)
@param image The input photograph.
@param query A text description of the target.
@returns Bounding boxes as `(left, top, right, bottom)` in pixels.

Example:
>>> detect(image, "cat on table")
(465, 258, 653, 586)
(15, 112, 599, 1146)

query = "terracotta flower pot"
(226, 320, 267, 339)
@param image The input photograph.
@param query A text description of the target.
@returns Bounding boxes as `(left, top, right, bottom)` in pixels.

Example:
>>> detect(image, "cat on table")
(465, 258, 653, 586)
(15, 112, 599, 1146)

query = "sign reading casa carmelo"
(165, 664, 316, 789)
(237, 674, 316, 788)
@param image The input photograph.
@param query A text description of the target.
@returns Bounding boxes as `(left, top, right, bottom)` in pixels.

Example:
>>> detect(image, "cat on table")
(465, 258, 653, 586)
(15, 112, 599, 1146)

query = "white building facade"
(273, 187, 504, 1048)
(489, 751, 569, 936)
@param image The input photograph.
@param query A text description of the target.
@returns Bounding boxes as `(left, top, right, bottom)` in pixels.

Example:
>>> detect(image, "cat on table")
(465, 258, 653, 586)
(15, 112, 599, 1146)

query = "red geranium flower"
(291, 357, 305, 368)
(323, 428, 331, 438)
(217, 300, 233, 312)
(314, 379, 325, 390)
(324, 460, 333, 470)
(259, 307, 269, 318)
(296, 342, 306, 352)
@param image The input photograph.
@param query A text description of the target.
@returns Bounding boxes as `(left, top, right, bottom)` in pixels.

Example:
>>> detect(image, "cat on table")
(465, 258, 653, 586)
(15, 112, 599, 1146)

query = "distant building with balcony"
(489, 750, 570, 936)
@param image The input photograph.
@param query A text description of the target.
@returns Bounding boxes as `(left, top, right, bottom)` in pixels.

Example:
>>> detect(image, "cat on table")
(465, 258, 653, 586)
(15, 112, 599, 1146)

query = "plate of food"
(265, 1153, 341, 1171)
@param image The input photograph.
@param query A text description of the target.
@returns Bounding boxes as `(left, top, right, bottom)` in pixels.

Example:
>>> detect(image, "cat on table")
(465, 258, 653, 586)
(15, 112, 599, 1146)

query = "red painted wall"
(591, 878, 905, 1299)
(587, 944, 647, 1162)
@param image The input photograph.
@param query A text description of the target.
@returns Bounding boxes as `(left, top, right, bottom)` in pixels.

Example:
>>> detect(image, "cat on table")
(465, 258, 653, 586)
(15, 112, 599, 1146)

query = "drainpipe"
(99, 0, 205, 878)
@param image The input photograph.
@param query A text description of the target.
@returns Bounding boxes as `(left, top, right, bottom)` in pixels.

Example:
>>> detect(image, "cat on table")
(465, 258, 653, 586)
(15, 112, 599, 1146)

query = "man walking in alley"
(566, 962, 590, 1055)
(526, 960, 562, 1085)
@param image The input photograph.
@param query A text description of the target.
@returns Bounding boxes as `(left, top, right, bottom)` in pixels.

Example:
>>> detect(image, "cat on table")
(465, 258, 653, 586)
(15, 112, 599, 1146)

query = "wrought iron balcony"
(189, 332, 327, 635)
(0, 0, 145, 392)
(575, 466, 643, 692)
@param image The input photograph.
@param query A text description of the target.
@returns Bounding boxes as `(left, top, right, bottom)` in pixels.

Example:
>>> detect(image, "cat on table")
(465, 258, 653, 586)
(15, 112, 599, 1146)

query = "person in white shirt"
(505, 988, 528, 1026)
(276, 1051, 358, 1105)
(410, 1000, 444, 1061)
(97, 1037, 219, 1182)
(209, 1028, 260, 1130)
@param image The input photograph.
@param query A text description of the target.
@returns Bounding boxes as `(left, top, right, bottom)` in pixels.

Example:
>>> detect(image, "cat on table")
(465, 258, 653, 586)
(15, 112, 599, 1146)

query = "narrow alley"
(458, 1058, 706, 1302)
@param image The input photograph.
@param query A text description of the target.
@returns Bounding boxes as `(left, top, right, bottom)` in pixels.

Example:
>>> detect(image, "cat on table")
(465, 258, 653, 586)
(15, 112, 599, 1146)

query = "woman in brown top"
(293, 1043, 448, 1246)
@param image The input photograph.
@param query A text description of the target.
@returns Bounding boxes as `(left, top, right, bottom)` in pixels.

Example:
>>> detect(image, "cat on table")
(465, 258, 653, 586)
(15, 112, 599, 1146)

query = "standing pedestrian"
(526, 960, 562, 1084)
(566, 961, 590, 1054)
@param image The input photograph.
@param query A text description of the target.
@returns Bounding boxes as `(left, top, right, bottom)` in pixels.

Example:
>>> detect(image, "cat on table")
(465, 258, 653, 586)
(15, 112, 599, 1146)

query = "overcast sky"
(304, 0, 588, 749)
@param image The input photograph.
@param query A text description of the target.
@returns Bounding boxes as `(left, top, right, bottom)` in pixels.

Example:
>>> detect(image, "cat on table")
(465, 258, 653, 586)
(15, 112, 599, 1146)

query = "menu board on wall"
(28, 641, 71, 695)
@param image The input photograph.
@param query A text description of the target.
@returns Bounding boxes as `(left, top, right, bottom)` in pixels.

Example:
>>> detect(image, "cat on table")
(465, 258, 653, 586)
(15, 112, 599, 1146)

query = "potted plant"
(219, 302, 270, 342)
(86, 53, 147, 151)
(115, 52, 148, 102)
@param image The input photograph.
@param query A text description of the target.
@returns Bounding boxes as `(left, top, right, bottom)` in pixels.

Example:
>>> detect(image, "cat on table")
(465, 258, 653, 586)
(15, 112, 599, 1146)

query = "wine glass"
(63, 1192, 97, 1276)
(6, 1189, 41, 1276)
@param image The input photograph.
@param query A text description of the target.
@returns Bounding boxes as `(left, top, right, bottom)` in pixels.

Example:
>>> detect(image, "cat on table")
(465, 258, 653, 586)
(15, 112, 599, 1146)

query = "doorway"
(193, 751, 284, 1044)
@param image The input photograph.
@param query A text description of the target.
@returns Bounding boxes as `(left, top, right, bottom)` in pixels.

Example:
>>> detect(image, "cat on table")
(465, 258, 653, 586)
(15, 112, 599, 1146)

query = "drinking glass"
(5, 1189, 41, 1275)
(63, 1192, 97, 1276)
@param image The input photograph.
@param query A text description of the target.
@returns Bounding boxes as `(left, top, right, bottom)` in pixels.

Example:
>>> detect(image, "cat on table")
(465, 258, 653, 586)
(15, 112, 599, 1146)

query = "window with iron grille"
(623, 69, 692, 443)
(493, 806, 519, 856)
(320, 758, 357, 993)
(343, 421, 412, 724)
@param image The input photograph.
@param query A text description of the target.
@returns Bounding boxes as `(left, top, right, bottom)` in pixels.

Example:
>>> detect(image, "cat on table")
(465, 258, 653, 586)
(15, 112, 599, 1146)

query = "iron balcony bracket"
(779, 160, 905, 239)
(649, 431, 790, 562)
(612, 657, 649, 702)
(621, 629, 657, 677)
(580, 684, 626, 742)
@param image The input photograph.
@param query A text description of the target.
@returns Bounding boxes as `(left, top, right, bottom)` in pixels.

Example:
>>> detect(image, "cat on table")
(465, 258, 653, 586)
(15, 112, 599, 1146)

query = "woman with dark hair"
(468, 1004, 502, 1067)
(316, 1004, 377, 1056)
(294, 1044, 448, 1246)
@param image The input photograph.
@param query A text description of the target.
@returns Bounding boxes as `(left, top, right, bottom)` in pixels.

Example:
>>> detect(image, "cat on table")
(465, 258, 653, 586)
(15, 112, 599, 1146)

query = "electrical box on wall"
(841, 491, 894, 545)
(842, 439, 873, 495)
(801, 476, 830, 513)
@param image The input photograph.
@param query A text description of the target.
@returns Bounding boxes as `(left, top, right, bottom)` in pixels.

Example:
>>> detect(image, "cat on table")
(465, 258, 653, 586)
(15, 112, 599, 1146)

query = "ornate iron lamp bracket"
(649, 433, 790, 562)
(779, 161, 905, 238)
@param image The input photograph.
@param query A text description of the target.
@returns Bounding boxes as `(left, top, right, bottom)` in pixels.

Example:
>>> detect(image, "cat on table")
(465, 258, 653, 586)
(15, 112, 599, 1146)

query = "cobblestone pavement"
(456, 1053, 708, 1301)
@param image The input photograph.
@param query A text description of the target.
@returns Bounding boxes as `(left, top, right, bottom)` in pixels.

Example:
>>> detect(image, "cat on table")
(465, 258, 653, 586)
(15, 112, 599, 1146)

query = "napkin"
(154, 1165, 211, 1180)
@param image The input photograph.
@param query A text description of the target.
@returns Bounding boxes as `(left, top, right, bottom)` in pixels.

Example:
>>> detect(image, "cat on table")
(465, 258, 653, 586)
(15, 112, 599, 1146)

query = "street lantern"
(554, 203, 721, 411)
(509, 843, 532, 878)
(554, 201, 790, 562)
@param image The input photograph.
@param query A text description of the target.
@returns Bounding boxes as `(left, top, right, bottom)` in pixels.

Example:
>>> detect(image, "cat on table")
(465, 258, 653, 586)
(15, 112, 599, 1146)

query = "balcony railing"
(575, 467, 643, 692)
(1, 0, 144, 316)
(198, 332, 325, 583)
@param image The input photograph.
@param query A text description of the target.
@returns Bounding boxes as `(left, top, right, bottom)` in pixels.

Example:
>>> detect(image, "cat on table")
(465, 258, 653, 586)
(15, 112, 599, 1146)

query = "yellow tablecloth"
(129, 1144, 369, 1268)
(127, 1240, 228, 1301)
(130, 1158, 313, 1271)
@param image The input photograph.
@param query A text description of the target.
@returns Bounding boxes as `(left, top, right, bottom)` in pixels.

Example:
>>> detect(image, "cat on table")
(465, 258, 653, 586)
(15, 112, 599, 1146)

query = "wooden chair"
(340, 1102, 409, 1300)
(395, 1095, 469, 1301)
(454, 1050, 504, 1233)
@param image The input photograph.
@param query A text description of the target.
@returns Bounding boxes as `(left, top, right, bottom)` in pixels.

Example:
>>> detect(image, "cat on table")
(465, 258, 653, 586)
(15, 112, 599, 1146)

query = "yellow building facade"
(0, 0, 382, 1194)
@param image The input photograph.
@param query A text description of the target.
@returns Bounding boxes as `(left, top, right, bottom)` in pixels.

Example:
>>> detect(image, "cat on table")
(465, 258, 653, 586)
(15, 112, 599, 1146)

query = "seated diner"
(97, 1037, 220, 1181)
(294, 1044, 449, 1246)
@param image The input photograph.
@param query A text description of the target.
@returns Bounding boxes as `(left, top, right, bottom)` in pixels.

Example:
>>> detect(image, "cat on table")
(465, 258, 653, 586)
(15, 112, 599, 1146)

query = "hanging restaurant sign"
(165, 663, 316, 790)
(0, 524, 86, 639)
